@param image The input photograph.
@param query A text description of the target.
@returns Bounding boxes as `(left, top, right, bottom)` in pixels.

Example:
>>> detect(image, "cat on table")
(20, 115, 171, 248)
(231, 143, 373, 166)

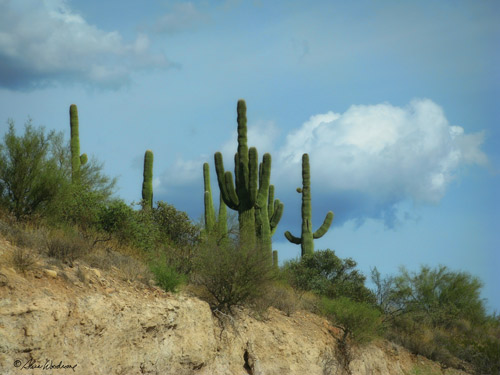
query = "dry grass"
(11, 246, 38, 273)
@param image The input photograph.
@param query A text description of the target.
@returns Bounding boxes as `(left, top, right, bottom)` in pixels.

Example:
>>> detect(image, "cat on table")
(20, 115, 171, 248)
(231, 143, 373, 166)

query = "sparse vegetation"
(1, 103, 498, 375)
(191, 232, 275, 312)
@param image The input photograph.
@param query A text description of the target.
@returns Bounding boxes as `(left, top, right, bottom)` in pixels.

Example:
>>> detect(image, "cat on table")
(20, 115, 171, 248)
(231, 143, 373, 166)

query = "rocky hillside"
(0, 237, 470, 375)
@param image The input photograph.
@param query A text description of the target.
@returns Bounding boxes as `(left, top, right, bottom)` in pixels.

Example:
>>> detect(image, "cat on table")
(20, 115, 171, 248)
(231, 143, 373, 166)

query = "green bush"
(320, 296, 382, 344)
(0, 120, 67, 219)
(283, 249, 375, 303)
(378, 265, 499, 373)
(192, 234, 275, 312)
(149, 254, 186, 292)
(152, 201, 200, 247)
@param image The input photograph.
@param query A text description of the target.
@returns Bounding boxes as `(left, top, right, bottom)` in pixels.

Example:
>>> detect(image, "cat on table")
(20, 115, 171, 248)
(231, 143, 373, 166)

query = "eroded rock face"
(0, 242, 470, 375)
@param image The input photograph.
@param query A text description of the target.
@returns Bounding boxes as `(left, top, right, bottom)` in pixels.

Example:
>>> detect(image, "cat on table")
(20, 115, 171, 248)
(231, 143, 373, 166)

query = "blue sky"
(0, 0, 498, 312)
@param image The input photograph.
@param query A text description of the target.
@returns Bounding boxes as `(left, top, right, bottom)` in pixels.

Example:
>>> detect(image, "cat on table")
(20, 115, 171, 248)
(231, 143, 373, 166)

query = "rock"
(0, 258, 472, 375)
(43, 269, 57, 278)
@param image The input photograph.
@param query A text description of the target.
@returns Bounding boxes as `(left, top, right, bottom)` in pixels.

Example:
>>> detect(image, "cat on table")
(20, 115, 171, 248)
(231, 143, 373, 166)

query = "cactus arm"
(79, 153, 88, 165)
(270, 200, 284, 236)
(313, 211, 334, 239)
(214, 152, 239, 210)
(255, 153, 271, 208)
(285, 231, 301, 244)
(234, 152, 239, 196)
(224, 171, 239, 208)
(268, 185, 275, 219)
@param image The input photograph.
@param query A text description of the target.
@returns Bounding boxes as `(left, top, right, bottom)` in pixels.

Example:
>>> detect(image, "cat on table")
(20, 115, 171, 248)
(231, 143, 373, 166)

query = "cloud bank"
(0, 0, 169, 89)
(276, 99, 487, 227)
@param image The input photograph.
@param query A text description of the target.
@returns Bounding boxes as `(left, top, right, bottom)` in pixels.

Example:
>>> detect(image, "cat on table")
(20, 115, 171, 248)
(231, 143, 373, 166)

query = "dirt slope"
(0, 238, 470, 375)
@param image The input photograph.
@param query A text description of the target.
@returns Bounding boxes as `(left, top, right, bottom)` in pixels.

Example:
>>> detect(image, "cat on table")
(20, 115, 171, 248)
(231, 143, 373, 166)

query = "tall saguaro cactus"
(69, 104, 87, 183)
(142, 150, 154, 209)
(214, 99, 259, 245)
(215, 99, 283, 253)
(285, 153, 334, 257)
(203, 162, 216, 232)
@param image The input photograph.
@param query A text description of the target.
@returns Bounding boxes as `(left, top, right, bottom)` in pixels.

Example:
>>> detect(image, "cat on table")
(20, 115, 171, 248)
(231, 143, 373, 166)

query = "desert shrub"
(320, 296, 382, 345)
(0, 120, 67, 219)
(11, 247, 38, 273)
(378, 265, 499, 373)
(283, 249, 375, 303)
(192, 234, 275, 312)
(45, 229, 89, 264)
(152, 201, 200, 247)
(268, 282, 301, 316)
(149, 254, 186, 292)
(253, 281, 301, 317)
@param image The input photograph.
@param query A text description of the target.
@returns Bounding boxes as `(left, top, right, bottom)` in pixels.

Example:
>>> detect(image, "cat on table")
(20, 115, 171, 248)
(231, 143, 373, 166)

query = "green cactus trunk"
(217, 192, 228, 237)
(142, 150, 154, 209)
(285, 153, 334, 257)
(203, 163, 216, 232)
(69, 104, 87, 183)
(215, 100, 258, 247)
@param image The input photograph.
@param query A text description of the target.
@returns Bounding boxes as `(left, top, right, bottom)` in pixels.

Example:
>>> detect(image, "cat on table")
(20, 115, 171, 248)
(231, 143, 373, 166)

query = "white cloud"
(163, 157, 205, 187)
(277, 99, 487, 205)
(0, 0, 170, 89)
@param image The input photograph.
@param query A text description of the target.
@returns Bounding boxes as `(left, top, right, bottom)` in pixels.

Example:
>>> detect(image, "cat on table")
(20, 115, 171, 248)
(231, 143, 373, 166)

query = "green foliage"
(149, 254, 186, 292)
(284, 153, 333, 256)
(320, 296, 382, 344)
(283, 249, 375, 303)
(152, 201, 200, 247)
(391, 265, 486, 326)
(192, 232, 275, 312)
(0, 120, 67, 219)
(141, 150, 154, 209)
(376, 265, 499, 374)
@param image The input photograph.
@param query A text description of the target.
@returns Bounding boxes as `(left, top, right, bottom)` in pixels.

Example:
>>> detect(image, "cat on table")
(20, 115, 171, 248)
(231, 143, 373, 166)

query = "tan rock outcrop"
(0, 241, 470, 375)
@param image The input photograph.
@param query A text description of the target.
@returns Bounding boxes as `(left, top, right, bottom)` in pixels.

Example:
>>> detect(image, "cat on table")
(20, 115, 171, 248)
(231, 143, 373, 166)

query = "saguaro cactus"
(204, 162, 228, 237)
(214, 99, 259, 245)
(215, 99, 283, 253)
(69, 104, 87, 182)
(142, 150, 154, 209)
(203, 162, 216, 232)
(284, 153, 334, 257)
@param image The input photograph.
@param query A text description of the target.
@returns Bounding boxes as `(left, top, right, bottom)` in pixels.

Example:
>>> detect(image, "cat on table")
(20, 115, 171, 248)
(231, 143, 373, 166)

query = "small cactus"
(142, 150, 154, 209)
(203, 162, 216, 232)
(69, 104, 87, 183)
